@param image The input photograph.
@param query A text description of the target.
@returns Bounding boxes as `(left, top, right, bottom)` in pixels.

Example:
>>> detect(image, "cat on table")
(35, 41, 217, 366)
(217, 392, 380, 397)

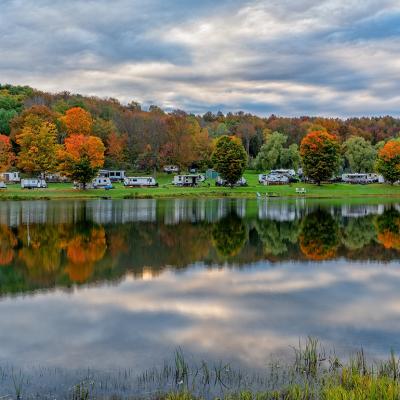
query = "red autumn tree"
(376, 139, 400, 184)
(0, 134, 15, 173)
(300, 130, 340, 185)
(61, 107, 92, 136)
(106, 131, 127, 165)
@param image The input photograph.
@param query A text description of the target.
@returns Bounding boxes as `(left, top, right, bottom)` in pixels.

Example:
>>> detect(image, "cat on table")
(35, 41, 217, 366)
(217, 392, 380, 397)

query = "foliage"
(376, 139, 400, 184)
(343, 136, 377, 173)
(16, 122, 60, 175)
(211, 136, 247, 185)
(300, 130, 340, 184)
(58, 134, 105, 187)
(375, 208, 400, 251)
(0, 109, 17, 135)
(255, 131, 300, 171)
(0, 135, 15, 173)
(61, 107, 93, 136)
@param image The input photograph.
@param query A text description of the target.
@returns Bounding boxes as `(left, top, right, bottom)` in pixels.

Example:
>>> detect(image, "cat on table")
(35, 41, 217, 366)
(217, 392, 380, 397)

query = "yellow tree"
(16, 122, 60, 176)
(60, 107, 92, 136)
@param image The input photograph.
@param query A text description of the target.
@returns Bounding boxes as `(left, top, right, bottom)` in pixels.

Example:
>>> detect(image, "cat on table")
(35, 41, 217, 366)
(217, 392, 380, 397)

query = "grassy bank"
(0, 172, 399, 200)
(5, 339, 400, 399)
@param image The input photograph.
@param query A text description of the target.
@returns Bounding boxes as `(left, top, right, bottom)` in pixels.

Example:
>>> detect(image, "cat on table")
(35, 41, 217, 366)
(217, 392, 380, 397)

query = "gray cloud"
(1, 0, 400, 116)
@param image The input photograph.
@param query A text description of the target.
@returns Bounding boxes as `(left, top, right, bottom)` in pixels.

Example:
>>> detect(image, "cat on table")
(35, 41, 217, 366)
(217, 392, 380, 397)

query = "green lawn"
(0, 171, 399, 200)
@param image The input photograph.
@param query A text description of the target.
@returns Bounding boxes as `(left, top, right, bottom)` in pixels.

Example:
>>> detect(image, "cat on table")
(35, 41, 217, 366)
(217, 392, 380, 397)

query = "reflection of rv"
(163, 165, 180, 174)
(216, 176, 247, 186)
(124, 177, 158, 187)
(341, 204, 385, 218)
(21, 179, 47, 189)
(1, 171, 20, 183)
(172, 174, 204, 186)
(99, 170, 125, 182)
(341, 173, 383, 184)
(92, 177, 113, 189)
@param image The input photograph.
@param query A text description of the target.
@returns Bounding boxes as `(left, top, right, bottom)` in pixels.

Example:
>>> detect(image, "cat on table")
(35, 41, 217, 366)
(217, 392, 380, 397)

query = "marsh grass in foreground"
(3, 339, 400, 399)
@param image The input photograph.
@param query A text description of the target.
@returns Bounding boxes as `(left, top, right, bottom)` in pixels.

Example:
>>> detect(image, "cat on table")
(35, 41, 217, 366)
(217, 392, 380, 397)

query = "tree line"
(0, 83, 399, 184)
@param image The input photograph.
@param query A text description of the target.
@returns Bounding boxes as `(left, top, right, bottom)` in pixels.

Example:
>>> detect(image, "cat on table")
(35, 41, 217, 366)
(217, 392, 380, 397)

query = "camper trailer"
(172, 174, 203, 186)
(341, 173, 382, 184)
(263, 172, 289, 185)
(1, 171, 20, 183)
(163, 165, 180, 174)
(216, 176, 247, 187)
(21, 179, 47, 189)
(92, 177, 113, 189)
(124, 177, 158, 187)
(99, 170, 125, 182)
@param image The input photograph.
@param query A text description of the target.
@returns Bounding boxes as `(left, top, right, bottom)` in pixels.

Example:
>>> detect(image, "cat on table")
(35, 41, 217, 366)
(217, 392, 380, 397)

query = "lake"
(0, 198, 399, 395)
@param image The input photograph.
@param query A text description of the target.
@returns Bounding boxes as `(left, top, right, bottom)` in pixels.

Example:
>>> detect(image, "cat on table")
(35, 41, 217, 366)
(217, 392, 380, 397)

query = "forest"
(1, 83, 400, 174)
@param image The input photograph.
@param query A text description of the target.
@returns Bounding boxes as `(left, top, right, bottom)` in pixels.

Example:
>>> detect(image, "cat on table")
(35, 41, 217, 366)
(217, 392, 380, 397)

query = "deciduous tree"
(343, 136, 376, 173)
(375, 139, 400, 184)
(211, 135, 247, 186)
(61, 107, 92, 136)
(0, 135, 15, 172)
(300, 131, 340, 185)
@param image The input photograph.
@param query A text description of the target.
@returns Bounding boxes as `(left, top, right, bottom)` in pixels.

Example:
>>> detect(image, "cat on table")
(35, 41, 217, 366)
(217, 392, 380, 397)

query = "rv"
(21, 179, 47, 189)
(341, 173, 382, 184)
(98, 170, 125, 182)
(172, 174, 204, 186)
(263, 173, 289, 185)
(163, 165, 180, 174)
(92, 177, 113, 189)
(124, 177, 158, 187)
(1, 171, 20, 183)
(216, 176, 247, 187)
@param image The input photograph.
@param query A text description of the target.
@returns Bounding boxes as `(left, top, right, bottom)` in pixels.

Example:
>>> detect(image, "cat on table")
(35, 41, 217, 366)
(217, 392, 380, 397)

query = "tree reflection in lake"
(0, 199, 398, 296)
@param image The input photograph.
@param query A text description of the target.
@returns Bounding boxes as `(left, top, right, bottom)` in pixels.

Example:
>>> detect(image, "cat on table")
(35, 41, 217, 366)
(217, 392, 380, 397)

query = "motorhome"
(163, 165, 180, 174)
(21, 179, 47, 189)
(216, 176, 247, 187)
(98, 170, 126, 182)
(1, 171, 20, 183)
(341, 173, 382, 184)
(124, 177, 158, 187)
(263, 173, 289, 185)
(172, 174, 204, 186)
(92, 177, 113, 189)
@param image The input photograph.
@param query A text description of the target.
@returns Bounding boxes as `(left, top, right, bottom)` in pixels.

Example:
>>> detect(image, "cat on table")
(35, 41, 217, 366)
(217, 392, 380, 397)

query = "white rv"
(163, 165, 180, 174)
(1, 171, 20, 183)
(216, 176, 247, 186)
(124, 177, 158, 187)
(99, 170, 125, 182)
(341, 173, 381, 184)
(92, 177, 113, 189)
(172, 174, 204, 186)
(21, 179, 47, 189)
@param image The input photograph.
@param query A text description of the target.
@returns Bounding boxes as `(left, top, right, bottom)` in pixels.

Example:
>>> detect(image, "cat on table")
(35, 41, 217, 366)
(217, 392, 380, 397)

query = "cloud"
(1, 0, 400, 116)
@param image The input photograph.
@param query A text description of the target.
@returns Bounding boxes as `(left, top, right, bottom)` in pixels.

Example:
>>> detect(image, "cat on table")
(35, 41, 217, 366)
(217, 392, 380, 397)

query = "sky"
(1, 0, 400, 116)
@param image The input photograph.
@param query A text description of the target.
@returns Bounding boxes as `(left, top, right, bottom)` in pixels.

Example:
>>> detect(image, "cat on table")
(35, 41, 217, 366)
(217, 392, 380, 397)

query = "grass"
(0, 171, 399, 200)
(4, 339, 400, 399)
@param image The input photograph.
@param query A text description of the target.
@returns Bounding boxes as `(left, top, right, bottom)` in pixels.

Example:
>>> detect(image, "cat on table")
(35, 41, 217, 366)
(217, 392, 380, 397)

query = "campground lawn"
(1, 171, 400, 200)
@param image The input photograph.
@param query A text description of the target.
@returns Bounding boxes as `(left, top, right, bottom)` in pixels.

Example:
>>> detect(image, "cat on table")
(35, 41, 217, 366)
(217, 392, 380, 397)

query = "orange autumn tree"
(58, 134, 105, 188)
(60, 107, 92, 136)
(375, 209, 400, 251)
(376, 139, 400, 184)
(106, 131, 127, 166)
(0, 135, 15, 173)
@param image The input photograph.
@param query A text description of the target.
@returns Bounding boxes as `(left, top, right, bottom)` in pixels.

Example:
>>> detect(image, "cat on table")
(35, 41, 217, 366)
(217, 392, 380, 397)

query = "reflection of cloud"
(1, 260, 400, 373)
(2, 1, 400, 115)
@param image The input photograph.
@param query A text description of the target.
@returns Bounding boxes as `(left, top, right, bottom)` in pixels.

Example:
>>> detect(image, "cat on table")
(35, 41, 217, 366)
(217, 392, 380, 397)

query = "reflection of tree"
(341, 216, 376, 250)
(299, 210, 339, 261)
(0, 225, 17, 265)
(212, 214, 247, 257)
(63, 226, 107, 282)
(255, 220, 300, 256)
(376, 209, 400, 251)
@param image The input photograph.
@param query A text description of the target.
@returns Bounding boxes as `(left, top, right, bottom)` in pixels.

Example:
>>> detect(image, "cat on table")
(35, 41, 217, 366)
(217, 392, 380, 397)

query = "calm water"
(0, 198, 400, 379)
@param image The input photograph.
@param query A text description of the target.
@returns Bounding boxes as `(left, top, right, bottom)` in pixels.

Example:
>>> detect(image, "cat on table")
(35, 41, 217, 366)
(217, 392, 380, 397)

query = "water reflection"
(0, 199, 399, 296)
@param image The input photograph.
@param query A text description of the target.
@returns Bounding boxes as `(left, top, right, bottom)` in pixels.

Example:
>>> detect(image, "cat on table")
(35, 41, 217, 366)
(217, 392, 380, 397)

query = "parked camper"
(92, 177, 113, 189)
(258, 174, 268, 184)
(270, 169, 296, 177)
(124, 177, 158, 187)
(216, 176, 247, 187)
(172, 174, 203, 186)
(21, 179, 47, 189)
(341, 173, 381, 184)
(163, 165, 180, 174)
(99, 170, 125, 182)
(1, 171, 20, 183)
(39, 173, 69, 183)
(263, 173, 289, 185)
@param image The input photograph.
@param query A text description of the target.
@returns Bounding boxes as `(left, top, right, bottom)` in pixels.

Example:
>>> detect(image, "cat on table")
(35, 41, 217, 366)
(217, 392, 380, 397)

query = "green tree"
(343, 136, 376, 172)
(300, 131, 340, 185)
(0, 109, 17, 135)
(255, 132, 300, 171)
(375, 139, 400, 184)
(211, 136, 247, 186)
